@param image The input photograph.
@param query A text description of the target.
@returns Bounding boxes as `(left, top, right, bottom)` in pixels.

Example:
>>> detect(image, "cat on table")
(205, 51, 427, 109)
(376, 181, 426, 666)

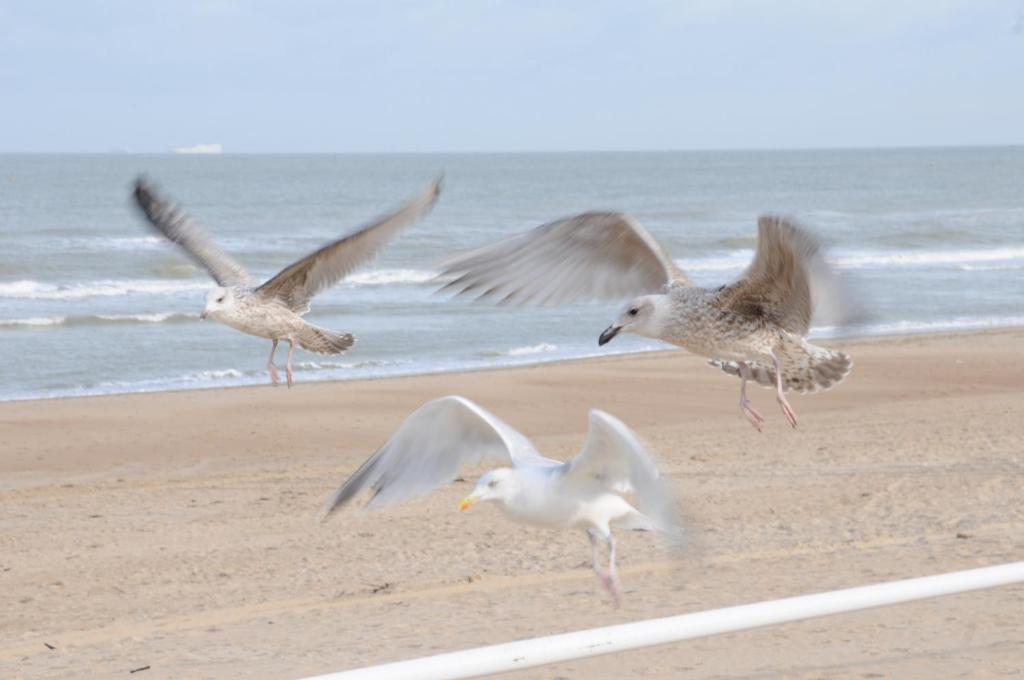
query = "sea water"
(1, 148, 1022, 400)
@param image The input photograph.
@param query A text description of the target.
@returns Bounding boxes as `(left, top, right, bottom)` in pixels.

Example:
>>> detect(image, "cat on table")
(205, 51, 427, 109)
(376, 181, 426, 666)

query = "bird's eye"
(628, 308, 639, 316)
(488, 480, 498, 489)
(217, 297, 225, 303)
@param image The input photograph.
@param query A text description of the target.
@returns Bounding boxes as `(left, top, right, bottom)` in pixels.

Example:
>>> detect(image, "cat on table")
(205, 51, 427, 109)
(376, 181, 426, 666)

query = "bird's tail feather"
(709, 340, 852, 394)
(296, 323, 355, 355)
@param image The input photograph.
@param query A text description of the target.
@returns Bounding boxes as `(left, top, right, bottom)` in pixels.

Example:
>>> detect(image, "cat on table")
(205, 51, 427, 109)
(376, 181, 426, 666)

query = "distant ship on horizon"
(172, 143, 223, 155)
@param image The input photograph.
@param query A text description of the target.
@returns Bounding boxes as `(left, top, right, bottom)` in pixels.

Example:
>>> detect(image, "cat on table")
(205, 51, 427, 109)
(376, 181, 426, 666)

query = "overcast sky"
(1, 1, 1022, 152)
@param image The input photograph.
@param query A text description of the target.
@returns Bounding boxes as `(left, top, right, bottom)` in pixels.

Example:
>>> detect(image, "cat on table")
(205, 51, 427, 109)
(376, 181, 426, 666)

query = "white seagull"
(440, 212, 852, 430)
(321, 395, 683, 605)
(132, 176, 441, 387)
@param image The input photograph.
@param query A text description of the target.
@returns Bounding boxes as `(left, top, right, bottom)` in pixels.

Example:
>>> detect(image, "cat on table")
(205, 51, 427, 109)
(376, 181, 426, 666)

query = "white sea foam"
(677, 246, 1024, 274)
(506, 342, 558, 356)
(813, 315, 1024, 338)
(0, 312, 195, 329)
(0, 316, 68, 327)
(190, 369, 243, 380)
(835, 247, 1024, 269)
(956, 263, 1024, 272)
(676, 251, 750, 272)
(343, 268, 436, 287)
(91, 368, 245, 391)
(0, 279, 208, 300)
(293, 359, 391, 371)
(56, 236, 164, 252)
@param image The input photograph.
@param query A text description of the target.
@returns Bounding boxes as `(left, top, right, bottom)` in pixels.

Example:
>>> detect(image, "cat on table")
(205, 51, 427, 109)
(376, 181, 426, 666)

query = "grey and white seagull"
(321, 395, 683, 605)
(133, 176, 441, 387)
(440, 212, 852, 430)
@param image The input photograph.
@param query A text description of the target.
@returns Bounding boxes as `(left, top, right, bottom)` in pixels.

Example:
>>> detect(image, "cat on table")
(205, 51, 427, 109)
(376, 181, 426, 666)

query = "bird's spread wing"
(321, 396, 559, 519)
(257, 176, 442, 313)
(439, 211, 689, 306)
(132, 178, 257, 287)
(712, 215, 829, 335)
(563, 410, 681, 537)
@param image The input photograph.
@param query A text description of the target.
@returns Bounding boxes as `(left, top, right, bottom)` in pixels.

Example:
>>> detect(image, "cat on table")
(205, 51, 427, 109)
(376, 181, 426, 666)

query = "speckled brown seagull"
(133, 176, 442, 387)
(439, 212, 851, 430)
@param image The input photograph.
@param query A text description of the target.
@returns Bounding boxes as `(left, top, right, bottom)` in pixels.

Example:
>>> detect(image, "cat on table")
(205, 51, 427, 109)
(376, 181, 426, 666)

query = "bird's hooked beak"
(459, 494, 480, 512)
(598, 325, 622, 346)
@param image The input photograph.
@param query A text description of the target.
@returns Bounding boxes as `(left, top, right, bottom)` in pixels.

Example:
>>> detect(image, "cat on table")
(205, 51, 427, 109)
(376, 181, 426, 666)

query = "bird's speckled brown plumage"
(441, 211, 852, 428)
(132, 176, 441, 386)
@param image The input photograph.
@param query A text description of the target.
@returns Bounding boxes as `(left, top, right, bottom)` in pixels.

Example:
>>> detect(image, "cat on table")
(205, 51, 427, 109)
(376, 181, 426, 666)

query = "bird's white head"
(201, 286, 234, 321)
(599, 295, 667, 345)
(459, 468, 520, 512)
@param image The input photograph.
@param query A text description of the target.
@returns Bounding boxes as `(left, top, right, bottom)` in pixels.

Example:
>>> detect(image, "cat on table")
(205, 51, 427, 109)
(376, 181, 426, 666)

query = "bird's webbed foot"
(740, 397, 764, 432)
(777, 393, 797, 428)
(598, 571, 622, 608)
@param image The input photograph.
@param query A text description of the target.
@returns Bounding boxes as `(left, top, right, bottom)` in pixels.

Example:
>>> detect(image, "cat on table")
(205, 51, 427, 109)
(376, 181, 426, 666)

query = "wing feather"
(563, 410, 681, 538)
(321, 396, 558, 518)
(440, 212, 689, 306)
(713, 215, 831, 335)
(258, 176, 442, 313)
(131, 178, 257, 287)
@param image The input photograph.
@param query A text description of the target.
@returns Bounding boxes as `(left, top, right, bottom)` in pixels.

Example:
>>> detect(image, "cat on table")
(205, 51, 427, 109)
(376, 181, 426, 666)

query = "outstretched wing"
(439, 211, 689, 306)
(712, 215, 831, 335)
(563, 410, 681, 538)
(132, 178, 257, 287)
(321, 395, 559, 518)
(257, 176, 442, 313)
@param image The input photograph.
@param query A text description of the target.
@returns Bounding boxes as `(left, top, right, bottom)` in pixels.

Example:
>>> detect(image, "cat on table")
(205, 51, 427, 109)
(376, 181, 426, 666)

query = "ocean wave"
(478, 342, 559, 357)
(0, 279, 208, 300)
(813, 315, 1024, 338)
(89, 368, 246, 392)
(834, 247, 1024, 269)
(293, 359, 392, 371)
(677, 245, 1024, 274)
(0, 316, 66, 327)
(676, 252, 750, 272)
(56, 236, 164, 252)
(955, 263, 1024, 272)
(343, 268, 436, 287)
(506, 342, 558, 356)
(0, 312, 196, 329)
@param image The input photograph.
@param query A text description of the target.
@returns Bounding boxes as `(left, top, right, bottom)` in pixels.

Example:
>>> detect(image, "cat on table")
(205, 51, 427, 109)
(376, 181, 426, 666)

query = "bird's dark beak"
(200, 311, 208, 321)
(598, 325, 621, 346)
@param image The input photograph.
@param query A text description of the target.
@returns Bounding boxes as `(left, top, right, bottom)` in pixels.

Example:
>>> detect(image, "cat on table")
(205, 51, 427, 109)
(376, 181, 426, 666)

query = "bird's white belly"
(675, 323, 780, 363)
(503, 494, 581, 528)
(220, 308, 303, 341)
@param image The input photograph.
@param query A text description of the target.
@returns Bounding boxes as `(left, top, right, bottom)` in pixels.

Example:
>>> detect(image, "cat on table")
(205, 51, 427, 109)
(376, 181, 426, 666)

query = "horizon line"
(1, 142, 1023, 156)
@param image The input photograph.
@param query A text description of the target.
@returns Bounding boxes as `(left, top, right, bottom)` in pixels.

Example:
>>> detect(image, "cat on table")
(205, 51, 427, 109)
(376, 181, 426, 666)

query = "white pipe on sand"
(302, 561, 1024, 680)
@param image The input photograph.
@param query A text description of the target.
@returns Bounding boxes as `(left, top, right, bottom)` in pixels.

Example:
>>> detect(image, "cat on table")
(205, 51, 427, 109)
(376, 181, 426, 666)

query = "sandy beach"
(2, 329, 1023, 679)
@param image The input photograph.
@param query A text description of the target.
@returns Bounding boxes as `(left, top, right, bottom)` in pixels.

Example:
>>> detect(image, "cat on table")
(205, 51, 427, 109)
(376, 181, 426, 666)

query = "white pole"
(302, 561, 1024, 680)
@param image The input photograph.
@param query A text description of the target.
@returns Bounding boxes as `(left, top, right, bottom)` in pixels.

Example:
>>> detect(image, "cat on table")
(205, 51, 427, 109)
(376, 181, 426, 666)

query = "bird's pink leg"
(285, 340, 295, 389)
(604, 534, 622, 607)
(738, 361, 764, 432)
(266, 339, 280, 386)
(772, 354, 798, 429)
(588, 530, 621, 607)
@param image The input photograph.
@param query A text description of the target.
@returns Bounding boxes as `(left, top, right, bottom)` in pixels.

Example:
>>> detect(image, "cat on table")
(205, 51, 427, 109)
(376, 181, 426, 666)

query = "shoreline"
(5, 324, 1023, 405)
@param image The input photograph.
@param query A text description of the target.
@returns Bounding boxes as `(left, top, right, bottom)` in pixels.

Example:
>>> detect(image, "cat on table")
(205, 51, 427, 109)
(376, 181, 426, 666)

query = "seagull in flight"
(440, 212, 852, 430)
(321, 395, 683, 605)
(132, 176, 441, 387)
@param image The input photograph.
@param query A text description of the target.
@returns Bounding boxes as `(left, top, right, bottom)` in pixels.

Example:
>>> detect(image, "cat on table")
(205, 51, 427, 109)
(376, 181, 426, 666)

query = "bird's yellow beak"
(459, 495, 479, 512)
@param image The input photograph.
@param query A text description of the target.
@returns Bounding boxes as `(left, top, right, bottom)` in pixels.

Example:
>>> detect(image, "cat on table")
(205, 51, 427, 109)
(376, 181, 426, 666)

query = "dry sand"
(2, 330, 1023, 679)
